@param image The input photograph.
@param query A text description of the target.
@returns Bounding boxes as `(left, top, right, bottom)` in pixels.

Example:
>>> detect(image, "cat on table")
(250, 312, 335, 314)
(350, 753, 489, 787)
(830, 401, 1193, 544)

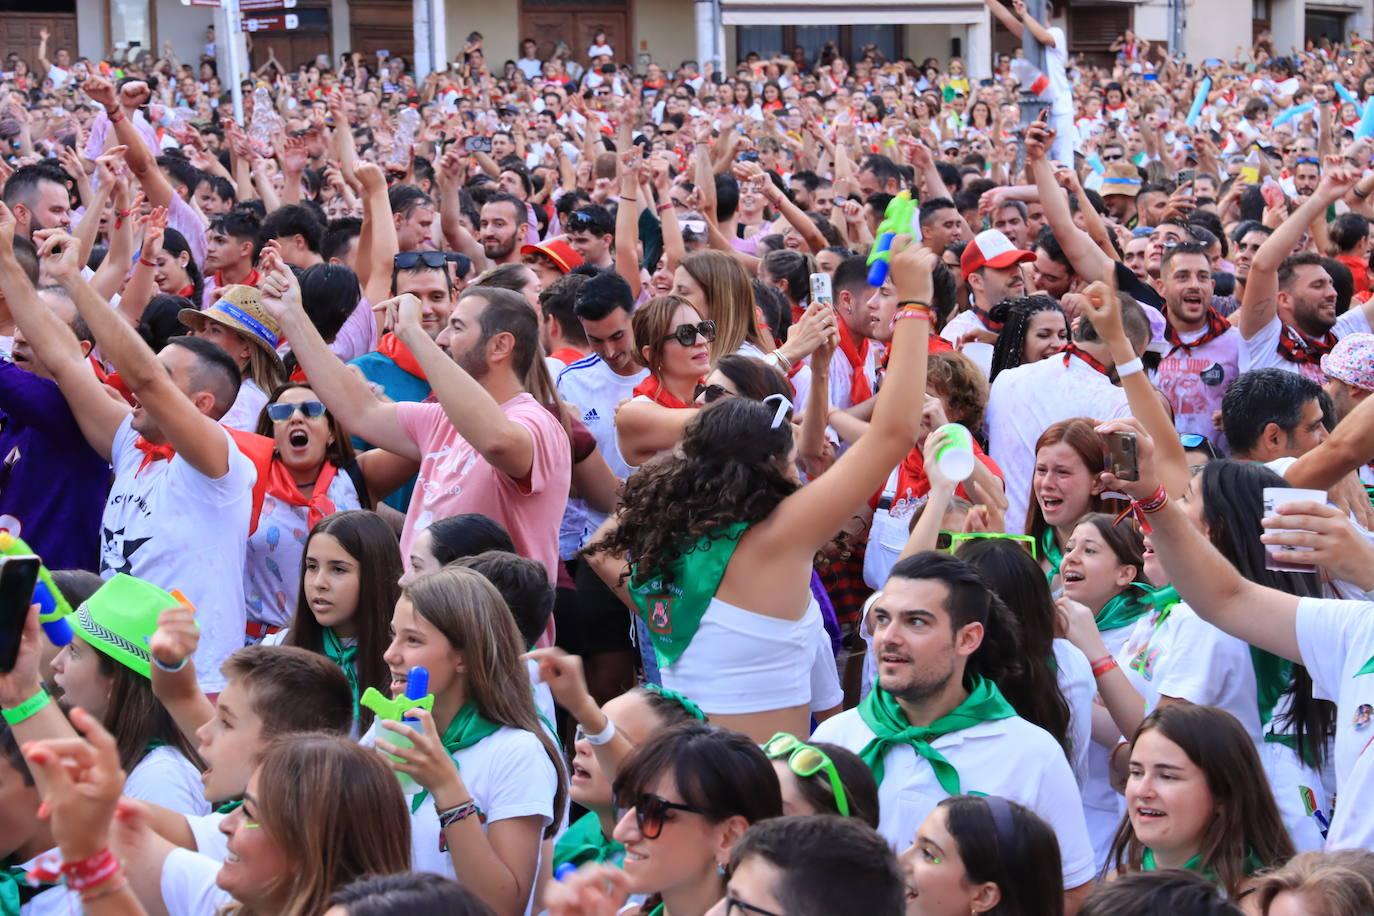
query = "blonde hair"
(680, 250, 769, 361)
(245, 344, 286, 397)
(221, 733, 411, 916)
(404, 567, 568, 836)
(1253, 850, 1374, 915)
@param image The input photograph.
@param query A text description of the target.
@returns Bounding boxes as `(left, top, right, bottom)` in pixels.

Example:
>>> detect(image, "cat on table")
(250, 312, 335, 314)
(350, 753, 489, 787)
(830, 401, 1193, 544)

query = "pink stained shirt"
(395, 393, 572, 590)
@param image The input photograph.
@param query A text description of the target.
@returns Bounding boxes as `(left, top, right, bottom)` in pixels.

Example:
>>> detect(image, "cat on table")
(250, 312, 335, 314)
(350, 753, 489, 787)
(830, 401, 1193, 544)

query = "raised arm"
(984, 0, 1024, 40)
(1285, 390, 1374, 491)
(259, 248, 418, 460)
(1012, 0, 1057, 47)
(356, 162, 399, 307)
(147, 605, 215, 741)
(650, 156, 684, 274)
(1238, 162, 1358, 339)
(1027, 119, 1114, 282)
(615, 149, 644, 299)
(81, 77, 176, 210)
(116, 206, 168, 328)
(752, 162, 827, 254)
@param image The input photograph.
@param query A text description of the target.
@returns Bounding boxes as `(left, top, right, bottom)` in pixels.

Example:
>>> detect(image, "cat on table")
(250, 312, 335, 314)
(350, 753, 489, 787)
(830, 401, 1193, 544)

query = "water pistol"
(0, 517, 72, 647)
(866, 191, 920, 287)
(361, 666, 433, 790)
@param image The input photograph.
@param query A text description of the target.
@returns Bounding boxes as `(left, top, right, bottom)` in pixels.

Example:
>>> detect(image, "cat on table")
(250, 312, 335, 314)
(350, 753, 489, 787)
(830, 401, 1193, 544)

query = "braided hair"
(988, 295, 1068, 383)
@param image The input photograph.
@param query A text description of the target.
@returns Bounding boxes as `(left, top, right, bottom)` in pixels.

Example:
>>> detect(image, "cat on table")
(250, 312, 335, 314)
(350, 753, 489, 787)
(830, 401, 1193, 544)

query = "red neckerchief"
(974, 308, 1004, 332)
(791, 303, 806, 325)
(633, 375, 697, 409)
(377, 332, 427, 380)
(1061, 342, 1111, 377)
(1277, 323, 1337, 367)
(267, 458, 339, 530)
(134, 437, 176, 476)
(175, 284, 195, 299)
(548, 347, 586, 365)
(288, 363, 309, 383)
(836, 319, 874, 406)
(213, 267, 261, 289)
(894, 439, 1002, 508)
(1337, 254, 1371, 296)
(1163, 306, 1231, 357)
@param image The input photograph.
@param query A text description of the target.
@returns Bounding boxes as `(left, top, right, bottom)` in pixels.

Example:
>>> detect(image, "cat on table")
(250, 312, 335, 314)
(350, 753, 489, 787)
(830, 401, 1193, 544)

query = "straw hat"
(179, 284, 284, 366)
(1101, 162, 1142, 198)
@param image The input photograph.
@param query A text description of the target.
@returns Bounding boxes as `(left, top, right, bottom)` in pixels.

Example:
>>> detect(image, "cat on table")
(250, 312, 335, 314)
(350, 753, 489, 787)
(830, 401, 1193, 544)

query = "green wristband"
(2, 688, 50, 726)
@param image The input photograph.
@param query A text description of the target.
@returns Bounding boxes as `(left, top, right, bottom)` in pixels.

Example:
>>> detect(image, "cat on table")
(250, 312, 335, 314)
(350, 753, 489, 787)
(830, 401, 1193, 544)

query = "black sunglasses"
(616, 793, 705, 839)
(267, 400, 327, 421)
(694, 381, 731, 403)
(1179, 432, 1220, 460)
(664, 320, 716, 347)
(394, 251, 459, 269)
(1101, 153, 1125, 162)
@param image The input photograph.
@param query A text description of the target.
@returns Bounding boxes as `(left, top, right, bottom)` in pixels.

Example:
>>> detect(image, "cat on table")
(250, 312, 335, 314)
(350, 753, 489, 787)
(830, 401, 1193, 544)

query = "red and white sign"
(243, 13, 299, 30)
(240, 0, 297, 10)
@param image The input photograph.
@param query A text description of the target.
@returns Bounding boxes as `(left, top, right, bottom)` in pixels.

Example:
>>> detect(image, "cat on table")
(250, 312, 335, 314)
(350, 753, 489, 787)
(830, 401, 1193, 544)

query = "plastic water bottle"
(390, 108, 420, 169)
(248, 85, 279, 157)
(378, 666, 429, 794)
(933, 423, 976, 483)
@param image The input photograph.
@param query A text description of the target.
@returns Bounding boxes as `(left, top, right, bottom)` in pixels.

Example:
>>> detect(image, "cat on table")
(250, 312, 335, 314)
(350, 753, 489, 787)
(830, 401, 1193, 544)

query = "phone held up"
(0, 556, 40, 673)
(1105, 431, 1140, 482)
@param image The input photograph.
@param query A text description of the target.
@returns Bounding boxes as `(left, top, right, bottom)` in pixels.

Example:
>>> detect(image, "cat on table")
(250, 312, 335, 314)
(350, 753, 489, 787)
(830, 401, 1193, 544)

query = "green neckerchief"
(215, 799, 244, 815)
(411, 702, 502, 813)
(628, 523, 748, 667)
(646, 904, 665, 916)
(1040, 528, 1063, 582)
(1356, 655, 1374, 678)
(323, 628, 361, 723)
(1251, 648, 1292, 729)
(857, 678, 1017, 793)
(553, 811, 625, 870)
(1141, 847, 1265, 882)
(1095, 583, 1154, 633)
(641, 683, 708, 721)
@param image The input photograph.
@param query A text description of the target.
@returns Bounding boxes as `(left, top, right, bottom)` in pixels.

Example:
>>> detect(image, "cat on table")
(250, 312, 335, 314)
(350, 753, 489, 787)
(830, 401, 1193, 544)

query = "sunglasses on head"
(694, 382, 731, 403)
(762, 733, 850, 817)
(267, 400, 327, 422)
(664, 319, 716, 347)
(1179, 432, 1220, 459)
(614, 792, 706, 840)
(936, 530, 1038, 559)
(1294, 155, 1320, 165)
(394, 251, 459, 270)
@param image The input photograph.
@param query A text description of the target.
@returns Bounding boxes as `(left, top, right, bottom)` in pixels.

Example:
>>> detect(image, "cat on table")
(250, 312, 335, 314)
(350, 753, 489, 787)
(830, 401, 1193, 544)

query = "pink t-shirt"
(395, 394, 572, 588)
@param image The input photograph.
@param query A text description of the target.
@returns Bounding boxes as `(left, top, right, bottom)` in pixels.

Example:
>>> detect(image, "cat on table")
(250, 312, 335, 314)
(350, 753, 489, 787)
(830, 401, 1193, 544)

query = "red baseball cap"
(520, 238, 584, 274)
(960, 229, 1035, 280)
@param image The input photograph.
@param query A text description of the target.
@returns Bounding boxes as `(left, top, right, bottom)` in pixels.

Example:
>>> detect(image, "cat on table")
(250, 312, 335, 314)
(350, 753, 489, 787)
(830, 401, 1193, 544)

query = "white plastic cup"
(934, 423, 976, 483)
(1261, 487, 1327, 574)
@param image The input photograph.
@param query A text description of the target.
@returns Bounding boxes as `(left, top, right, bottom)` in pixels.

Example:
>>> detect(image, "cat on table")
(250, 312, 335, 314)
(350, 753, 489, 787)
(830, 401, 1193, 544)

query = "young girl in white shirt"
(1026, 419, 1120, 586)
(371, 566, 566, 916)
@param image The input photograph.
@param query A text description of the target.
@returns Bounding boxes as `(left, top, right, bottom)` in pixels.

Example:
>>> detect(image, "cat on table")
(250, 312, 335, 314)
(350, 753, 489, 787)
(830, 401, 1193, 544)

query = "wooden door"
(521, 1, 629, 65)
(0, 9, 77, 77)
(349, 0, 414, 68)
(523, 11, 576, 64)
(573, 10, 628, 64)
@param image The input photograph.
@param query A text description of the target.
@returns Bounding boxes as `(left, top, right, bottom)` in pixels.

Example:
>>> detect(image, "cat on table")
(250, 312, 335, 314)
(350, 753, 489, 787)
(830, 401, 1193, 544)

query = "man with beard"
(941, 229, 1033, 377)
(812, 553, 1094, 908)
(1238, 166, 1374, 384)
(1148, 243, 1240, 451)
(1290, 155, 1320, 199)
(266, 262, 571, 587)
(1, 164, 72, 242)
(479, 192, 528, 267)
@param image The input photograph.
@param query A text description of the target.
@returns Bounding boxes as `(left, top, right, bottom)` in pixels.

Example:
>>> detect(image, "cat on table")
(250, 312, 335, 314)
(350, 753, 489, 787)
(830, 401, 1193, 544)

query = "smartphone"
(1105, 432, 1140, 482)
(738, 150, 759, 162)
(0, 557, 40, 674)
(810, 272, 833, 308)
(464, 135, 493, 153)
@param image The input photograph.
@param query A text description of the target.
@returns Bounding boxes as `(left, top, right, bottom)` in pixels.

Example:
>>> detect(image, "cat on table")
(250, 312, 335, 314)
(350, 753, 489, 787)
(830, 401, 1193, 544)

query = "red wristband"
(1091, 655, 1118, 678)
(107, 109, 124, 124)
(139, 258, 156, 268)
(656, 201, 673, 213)
(61, 848, 120, 893)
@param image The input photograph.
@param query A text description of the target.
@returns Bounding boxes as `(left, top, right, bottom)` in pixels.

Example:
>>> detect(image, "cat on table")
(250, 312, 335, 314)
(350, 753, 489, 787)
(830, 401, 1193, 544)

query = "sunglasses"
(615, 792, 706, 840)
(394, 251, 460, 270)
(266, 400, 327, 421)
(1179, 432, 1220, 460)
(694, 382, 731, 403)
(937, 530, 1037, 559)
(1294, 155, 1320, 165)
(1101, 153, 1125, 162)
(762, 732, 850, 817)
(568, 210, 608, 232)
(663, 320, 716, 347)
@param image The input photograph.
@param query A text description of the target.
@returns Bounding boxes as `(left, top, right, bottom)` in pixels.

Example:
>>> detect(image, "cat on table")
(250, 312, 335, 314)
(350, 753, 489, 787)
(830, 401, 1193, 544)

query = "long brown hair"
(223, 733, 412, 916)
(679, 250, 769, 360)
(286, 510, 402, 732)
(631, 295, 702, 378)
(98, 657, 204, 774)
(404, 567, 568, 836)
(1109, 704, 1294, 898)
(1026, 418, 1119, 546)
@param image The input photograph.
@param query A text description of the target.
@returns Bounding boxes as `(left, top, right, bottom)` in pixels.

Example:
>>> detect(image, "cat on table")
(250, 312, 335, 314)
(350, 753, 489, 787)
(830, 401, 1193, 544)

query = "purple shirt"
(0, 361, 111, 571)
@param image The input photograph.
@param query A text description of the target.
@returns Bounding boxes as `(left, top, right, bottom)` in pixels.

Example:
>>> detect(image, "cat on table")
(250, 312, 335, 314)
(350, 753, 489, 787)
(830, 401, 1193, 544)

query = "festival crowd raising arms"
(5, 9, 1374, 916)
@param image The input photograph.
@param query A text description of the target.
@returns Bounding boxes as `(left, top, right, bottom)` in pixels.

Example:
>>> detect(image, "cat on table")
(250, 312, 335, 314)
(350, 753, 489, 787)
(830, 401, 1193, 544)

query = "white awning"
(721, 1, 987, 26)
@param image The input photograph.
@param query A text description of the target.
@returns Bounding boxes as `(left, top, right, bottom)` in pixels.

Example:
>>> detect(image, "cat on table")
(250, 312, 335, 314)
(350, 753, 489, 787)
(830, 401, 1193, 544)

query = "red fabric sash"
(1276, 323, 1336, 367)
(974, 308, 1004, 332)
(377, 332, 427, 380)
(633, 375, 696, 409)
(266, 457, 339, 530)
(1163, 306, 1231, 356)
(548, 347, 586, 365)
(836, 319, 874, 406)
(213, 267, 261, 290)
(1062, 343, 1111, 377)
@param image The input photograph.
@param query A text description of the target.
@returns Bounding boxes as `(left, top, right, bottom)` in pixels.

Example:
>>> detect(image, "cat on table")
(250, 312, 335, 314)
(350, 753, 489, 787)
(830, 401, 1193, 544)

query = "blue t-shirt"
(347, 351, 431, 512)
(0, 360, 110, 570)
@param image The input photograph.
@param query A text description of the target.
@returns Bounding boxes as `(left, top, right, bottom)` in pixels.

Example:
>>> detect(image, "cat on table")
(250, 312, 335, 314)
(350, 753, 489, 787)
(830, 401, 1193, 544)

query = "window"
(737, 26, 784, 58)
(108, 0, 151, 52)
(734, 25, 901, 65)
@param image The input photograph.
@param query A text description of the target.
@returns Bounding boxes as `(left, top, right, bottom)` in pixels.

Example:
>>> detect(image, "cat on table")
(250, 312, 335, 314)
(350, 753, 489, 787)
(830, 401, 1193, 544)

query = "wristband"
(767, 349, 793, 373)
(1090, 655, 1118, 678)
(1116, 356, 1144, 378)
(583, 716, 617, 746)
(1137, 484, 1168, 514)
(620, 196, 637, 203)
(893, 304, 934, 325)
(107, 109, 124, 124)
(436, 798, 480, 830)
(151, 653, 189, 674)
(897, 300, 932, 310)
(60, 848, 120, 893)
(2, 687, 50, 725)
(80, 876, 128, 904)
(656, 201, 673, 213)
(139, 258, 156, 268)
(1355, 184, 1372, 201)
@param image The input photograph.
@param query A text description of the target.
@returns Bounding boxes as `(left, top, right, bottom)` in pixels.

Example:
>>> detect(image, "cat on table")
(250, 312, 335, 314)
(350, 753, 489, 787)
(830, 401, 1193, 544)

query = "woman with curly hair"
(587, 242, 936, 742)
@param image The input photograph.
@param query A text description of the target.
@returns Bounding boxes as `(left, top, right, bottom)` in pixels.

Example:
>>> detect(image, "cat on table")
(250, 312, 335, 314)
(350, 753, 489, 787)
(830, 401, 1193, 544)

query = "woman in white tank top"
(588, 242, 937, 742)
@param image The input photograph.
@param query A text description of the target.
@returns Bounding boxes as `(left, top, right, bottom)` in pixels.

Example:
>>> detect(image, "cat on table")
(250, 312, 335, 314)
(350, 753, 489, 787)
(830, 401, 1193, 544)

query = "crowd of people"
(2, 3, 1374, 914)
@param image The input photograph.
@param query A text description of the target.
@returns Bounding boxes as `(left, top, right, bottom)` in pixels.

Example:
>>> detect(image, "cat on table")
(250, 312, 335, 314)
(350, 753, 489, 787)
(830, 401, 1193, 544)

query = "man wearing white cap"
(940, 229, 1034, 377)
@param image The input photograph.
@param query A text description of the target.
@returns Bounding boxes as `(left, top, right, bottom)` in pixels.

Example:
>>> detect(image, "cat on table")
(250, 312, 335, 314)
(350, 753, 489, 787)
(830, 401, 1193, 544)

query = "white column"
(695, 0, 720, 70)
(413, 0, 432, 78)
(967, 14, 992, 81)
(431, 0, 447, 71)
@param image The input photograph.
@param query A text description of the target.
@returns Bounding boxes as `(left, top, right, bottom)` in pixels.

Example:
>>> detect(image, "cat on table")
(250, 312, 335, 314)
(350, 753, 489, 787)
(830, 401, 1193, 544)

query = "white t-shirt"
(516, 57, 544, 80)
(555, 354, 647, 558)
(1240, 310, 1372, 384)
(1054, 638, 1096, 789)
(1148, 325, 1241, 451)
(160, 847, 232, 914)
(19, 852, 79, 915)
(811, 707, 1096, 888)
(219, 377, 269, 433)
(1082, 622, 1137, 864)
(362, 721, 557, 914)
(245, 470, 364, 629)
(102, 415, 255, 693)
(828, 341, 880, 411)
(1045, 27, 1073, 118)
(940, 310, 995, 378)
(986, 352, 1131, 535)
(1295, 595, 1374, 850)
(125, 745, 211, 817)
(188, 810, 231, 860)
(46, 65, 72, 90)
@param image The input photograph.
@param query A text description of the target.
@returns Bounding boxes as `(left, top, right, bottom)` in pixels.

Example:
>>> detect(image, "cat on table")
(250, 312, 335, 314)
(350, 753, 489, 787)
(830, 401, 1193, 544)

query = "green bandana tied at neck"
(1095, 583, 1155, 633)
(411, 702, 501, 812)
(646, 904, 665, 916)
(1141, 847, 1265, 882)
(1355, 656, 1374, 678)
(0, 864, 48, 915)
(857, 678, 1017, 793)
(553, 811, 625, 870)
(323, 628, 361, 723)
(1040, 528, 1063, 582)
(628, 523, 748, 667)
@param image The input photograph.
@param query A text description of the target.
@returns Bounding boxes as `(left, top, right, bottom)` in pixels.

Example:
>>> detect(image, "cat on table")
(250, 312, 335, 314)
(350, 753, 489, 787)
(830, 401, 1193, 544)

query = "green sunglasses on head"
(762, 732, 850, 818)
